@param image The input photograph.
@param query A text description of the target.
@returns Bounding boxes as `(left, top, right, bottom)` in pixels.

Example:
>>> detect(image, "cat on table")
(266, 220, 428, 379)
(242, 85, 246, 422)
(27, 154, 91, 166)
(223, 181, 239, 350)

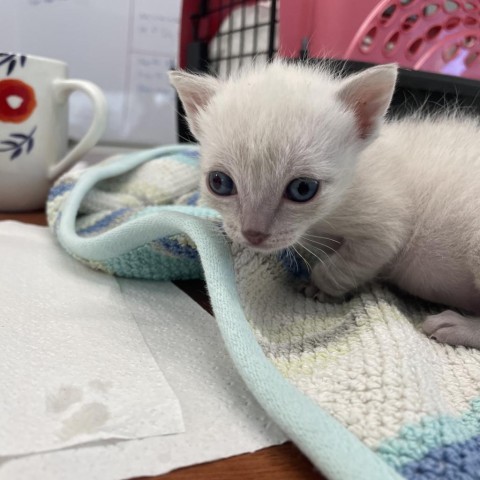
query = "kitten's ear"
(337, 64, 397, 140)
(169, 70, 220, 140)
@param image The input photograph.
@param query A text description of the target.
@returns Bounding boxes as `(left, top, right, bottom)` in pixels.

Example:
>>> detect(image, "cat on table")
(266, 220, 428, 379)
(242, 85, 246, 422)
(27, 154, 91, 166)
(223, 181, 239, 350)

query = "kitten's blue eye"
(208, 171, 236, 196)
(285, 178, 319, 202)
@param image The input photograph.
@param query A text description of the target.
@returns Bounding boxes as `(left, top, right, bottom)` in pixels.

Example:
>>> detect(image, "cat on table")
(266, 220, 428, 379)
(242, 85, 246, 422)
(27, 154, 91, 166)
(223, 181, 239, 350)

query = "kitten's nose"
(242, 230, 270, 246)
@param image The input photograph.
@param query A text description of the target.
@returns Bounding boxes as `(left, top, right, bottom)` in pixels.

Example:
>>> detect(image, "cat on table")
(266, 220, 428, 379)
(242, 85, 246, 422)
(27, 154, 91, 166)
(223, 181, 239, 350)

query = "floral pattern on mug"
(0, 126, 36, 160)
(0, 69, 37, 160)
(0, 53, 27, 76)
(0, 78, 37, 123)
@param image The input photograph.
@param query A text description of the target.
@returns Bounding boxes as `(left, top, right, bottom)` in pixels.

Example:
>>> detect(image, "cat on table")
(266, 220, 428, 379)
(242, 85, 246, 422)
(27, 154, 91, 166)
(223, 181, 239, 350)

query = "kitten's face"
(197, 91, 359, 253)
(170, 62, 396, 252)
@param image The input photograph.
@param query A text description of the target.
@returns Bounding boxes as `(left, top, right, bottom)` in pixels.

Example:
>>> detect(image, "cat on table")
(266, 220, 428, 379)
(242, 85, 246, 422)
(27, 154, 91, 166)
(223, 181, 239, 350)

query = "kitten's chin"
(242, 240, 294, 254)
(245, 244, 278, 254)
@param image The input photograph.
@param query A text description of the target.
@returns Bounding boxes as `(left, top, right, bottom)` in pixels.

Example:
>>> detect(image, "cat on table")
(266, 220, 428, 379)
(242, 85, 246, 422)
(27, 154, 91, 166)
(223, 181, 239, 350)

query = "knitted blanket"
(47, 145, 480, 480)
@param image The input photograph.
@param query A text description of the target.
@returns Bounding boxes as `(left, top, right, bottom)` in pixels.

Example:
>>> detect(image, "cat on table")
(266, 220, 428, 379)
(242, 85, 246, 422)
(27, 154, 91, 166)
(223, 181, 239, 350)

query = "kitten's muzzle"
(242, 230, 271, 246)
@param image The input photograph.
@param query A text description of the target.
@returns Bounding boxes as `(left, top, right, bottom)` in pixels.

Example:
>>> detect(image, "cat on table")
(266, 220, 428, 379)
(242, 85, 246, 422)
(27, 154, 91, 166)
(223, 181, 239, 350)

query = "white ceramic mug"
(0, 53, 107, 211)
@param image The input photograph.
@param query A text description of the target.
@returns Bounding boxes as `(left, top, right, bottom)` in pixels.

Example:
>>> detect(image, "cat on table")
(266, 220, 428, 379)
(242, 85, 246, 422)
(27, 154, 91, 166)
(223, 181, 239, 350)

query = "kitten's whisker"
(326, 249, 359, 291)
(300, 236, 339, 254)
(305, 223, 365, 288)
(287, 247, 300, 272)
(298, 241, 346, 291)
(297, 240, 345, 291)
(283, 248, 293, 270)
(301, 233, 341, 244)
(299, 239, 358, 291)
(296, 241, 325, 265)
(292, 244, 312, 272)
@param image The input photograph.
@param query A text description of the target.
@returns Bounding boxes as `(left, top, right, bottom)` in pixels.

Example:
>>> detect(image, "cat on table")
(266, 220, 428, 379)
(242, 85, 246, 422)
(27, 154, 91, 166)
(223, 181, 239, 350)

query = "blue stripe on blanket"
(401, 434, 480, 479)
(173, 149, 200, 166)
(378, 398, 480, 471)
(155, 237, 199, 259)
(186, 191, 200, 206)
(77, 208, 132, 235)
(48, 181, 74, 200)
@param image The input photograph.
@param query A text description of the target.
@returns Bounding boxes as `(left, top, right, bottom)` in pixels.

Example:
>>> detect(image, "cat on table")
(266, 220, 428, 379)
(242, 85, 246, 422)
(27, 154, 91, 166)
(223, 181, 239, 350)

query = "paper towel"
(0, 222, 184, 456)
(0, 227, 286, 479)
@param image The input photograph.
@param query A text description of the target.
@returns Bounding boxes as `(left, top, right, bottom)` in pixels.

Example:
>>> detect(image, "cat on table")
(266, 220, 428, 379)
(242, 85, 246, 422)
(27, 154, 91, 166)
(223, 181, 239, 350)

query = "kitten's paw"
(422, 310, 480, 349)
(296, 280, 345, 303)
(310, 263, 351, 299)
(297, 283, 337, 302)
(297, 281, 319, 298)
(313, 290, 339, 303)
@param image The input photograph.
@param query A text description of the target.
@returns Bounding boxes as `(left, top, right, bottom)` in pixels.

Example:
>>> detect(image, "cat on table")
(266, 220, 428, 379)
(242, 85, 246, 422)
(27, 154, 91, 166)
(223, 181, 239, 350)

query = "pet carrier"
(177, 0, 480, 141)
(279, 0, 480, 80)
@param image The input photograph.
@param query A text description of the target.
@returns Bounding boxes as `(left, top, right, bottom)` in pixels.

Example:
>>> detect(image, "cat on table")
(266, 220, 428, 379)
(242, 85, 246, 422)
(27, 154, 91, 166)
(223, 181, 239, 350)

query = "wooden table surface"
(0, 211, 325, 480)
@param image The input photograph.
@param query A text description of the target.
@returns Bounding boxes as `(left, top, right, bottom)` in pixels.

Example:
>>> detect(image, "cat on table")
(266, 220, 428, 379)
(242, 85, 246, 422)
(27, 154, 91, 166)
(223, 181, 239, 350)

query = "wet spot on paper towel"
(59, 403, 110, 440)
(46, 385, 83, 414)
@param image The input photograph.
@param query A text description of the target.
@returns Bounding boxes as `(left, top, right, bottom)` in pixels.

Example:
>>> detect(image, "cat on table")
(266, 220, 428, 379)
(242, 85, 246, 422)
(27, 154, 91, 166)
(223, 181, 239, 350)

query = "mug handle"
(47, 79, 107, 181)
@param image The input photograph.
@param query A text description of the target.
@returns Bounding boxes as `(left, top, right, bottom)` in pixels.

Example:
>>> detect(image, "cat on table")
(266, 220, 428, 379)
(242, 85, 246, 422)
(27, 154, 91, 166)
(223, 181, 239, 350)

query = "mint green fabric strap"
(55, 146, 402, 480)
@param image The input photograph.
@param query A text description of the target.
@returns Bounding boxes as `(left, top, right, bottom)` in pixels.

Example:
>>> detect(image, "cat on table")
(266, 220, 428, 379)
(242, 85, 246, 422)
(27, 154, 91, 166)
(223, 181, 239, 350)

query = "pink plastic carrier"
(279, 0, 480, 80)
(180, 0, 480, 80)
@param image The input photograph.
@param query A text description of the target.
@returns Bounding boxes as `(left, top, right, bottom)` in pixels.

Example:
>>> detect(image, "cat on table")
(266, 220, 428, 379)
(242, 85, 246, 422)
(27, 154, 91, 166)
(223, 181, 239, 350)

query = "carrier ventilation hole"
(384, 31, 400, 52)
(426, 25, 442, 37)
(464, 16, 477, 25)
(361, 26, 377, 52)
(464, 34, 477, 46)
(444, 0, 459, 11)
(424, 3, 439, 15)
(380, 4, 397, 24)
(403, 14, 419, 29)
(446, 16, 461, 28)
(443, 43, 459, 60)
(400, 0, 415, 5)
(465, 50, 479, 65)
(408, 37, 424, 55)
(463, 1, 475, 10)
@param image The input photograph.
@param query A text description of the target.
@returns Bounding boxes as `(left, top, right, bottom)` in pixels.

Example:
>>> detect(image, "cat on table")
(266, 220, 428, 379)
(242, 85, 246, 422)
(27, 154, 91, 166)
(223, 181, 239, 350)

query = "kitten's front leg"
(310, 237, 394, 298)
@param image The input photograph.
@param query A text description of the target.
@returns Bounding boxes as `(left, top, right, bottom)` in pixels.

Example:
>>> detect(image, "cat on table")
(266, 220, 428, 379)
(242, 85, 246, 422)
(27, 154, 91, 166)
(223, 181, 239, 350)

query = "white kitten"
(169, 61, 480, 349)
